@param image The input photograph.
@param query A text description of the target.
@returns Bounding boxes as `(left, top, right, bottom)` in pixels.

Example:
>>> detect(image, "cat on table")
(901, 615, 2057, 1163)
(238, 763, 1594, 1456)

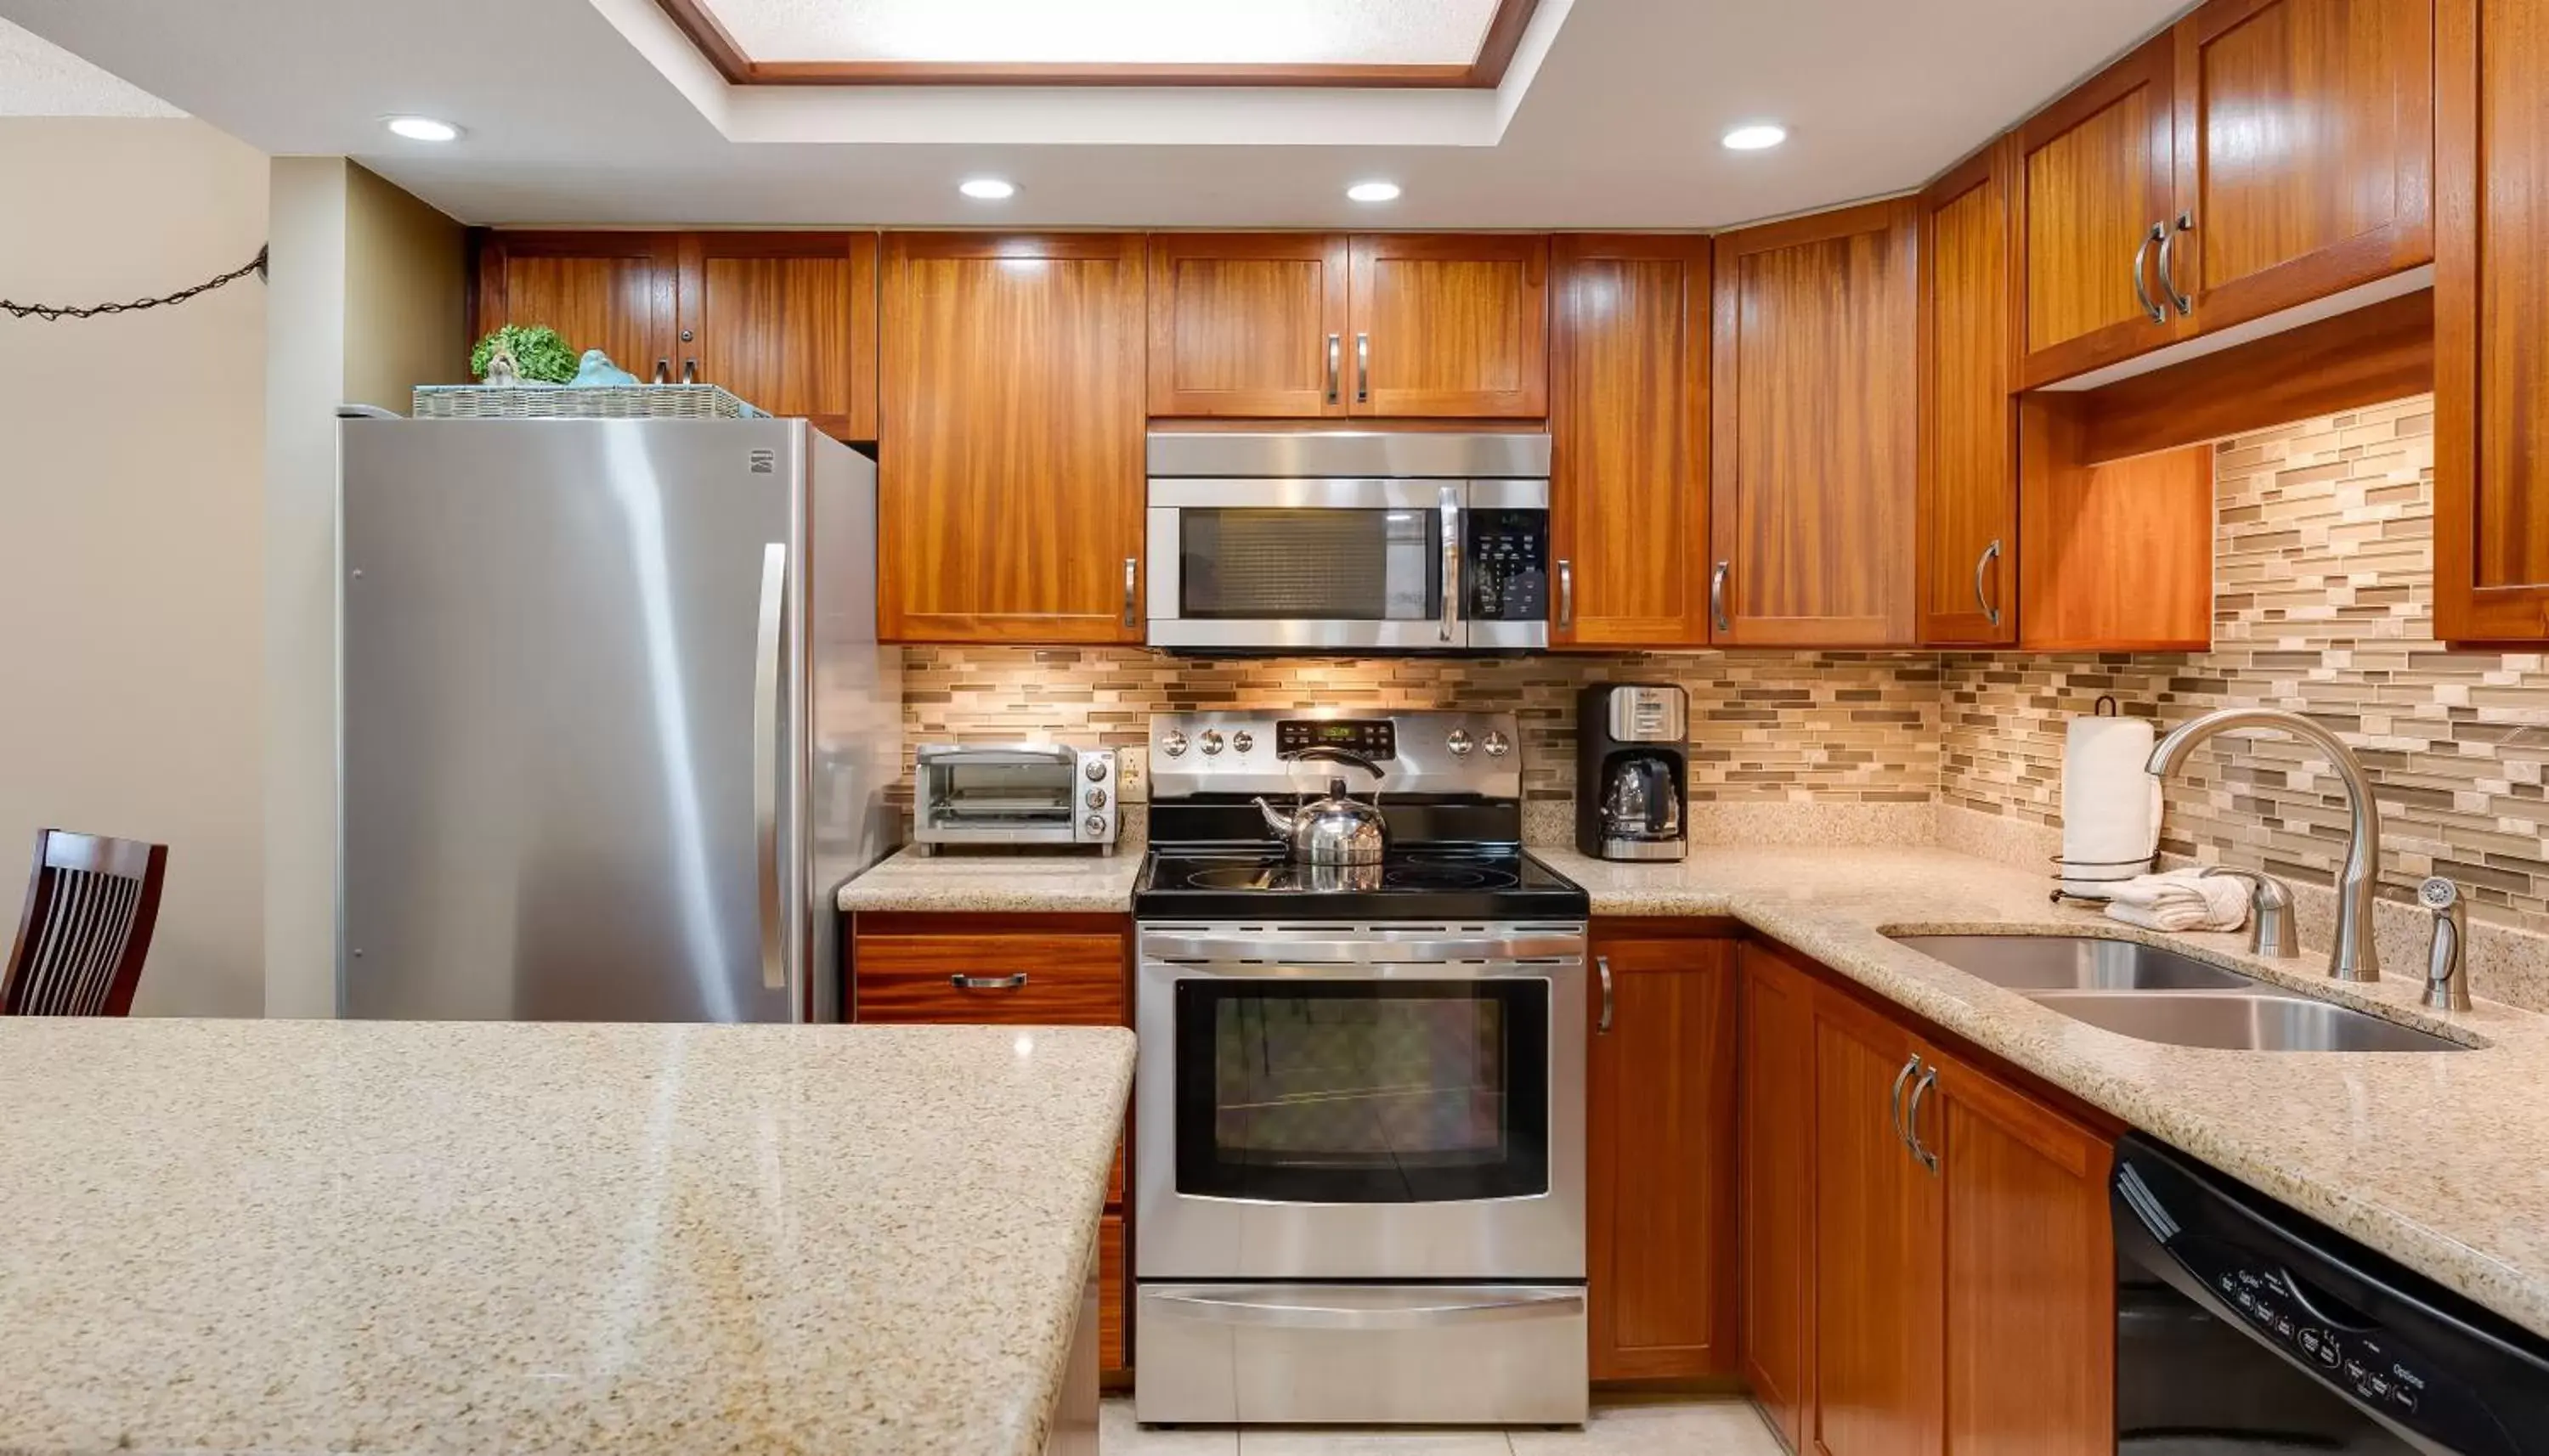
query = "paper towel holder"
(2049, 694, 2155, 905)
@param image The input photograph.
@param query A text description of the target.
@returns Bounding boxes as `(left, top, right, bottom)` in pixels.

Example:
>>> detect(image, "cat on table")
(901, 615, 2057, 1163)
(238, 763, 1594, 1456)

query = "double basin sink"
(1886, 934, 2467, 1053)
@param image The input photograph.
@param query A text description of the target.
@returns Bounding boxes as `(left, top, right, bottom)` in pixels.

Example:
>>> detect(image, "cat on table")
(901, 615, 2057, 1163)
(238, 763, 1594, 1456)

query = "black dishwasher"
(2114, 1135, 2549, 1455)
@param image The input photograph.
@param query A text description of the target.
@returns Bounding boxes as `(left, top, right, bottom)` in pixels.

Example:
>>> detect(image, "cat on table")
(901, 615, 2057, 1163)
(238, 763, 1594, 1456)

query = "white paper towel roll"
(2060, 714, 2162, 897)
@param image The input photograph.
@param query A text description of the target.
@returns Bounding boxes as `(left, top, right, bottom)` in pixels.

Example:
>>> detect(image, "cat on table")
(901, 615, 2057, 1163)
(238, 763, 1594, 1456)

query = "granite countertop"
(838, 845, 1144, 915)
(1528, 844, 2549, 1340)
(0, 1019, 1134, 1456)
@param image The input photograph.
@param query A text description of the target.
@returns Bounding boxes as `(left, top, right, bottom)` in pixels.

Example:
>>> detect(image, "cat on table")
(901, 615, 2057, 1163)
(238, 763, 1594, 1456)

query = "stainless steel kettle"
(1254, 748, 1388, 866)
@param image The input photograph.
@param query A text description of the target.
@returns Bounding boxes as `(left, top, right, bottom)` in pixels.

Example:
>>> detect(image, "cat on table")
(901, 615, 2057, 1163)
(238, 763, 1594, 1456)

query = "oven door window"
(1173, 979, 1549, 1204)
(1175, 508, 1441, 621)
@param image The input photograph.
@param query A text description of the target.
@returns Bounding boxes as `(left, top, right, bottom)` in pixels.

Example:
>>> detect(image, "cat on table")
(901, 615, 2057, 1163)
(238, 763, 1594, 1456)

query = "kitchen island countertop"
(0, 1018, 1133, 1456)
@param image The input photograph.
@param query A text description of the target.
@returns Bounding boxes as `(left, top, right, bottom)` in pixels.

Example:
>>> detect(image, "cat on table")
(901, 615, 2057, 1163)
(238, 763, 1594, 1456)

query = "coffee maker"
(1576, 684, 1689, 861)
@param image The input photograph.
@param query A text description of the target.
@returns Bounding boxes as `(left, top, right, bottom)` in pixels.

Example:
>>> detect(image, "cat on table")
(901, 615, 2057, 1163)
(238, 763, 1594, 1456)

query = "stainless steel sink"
(1889, 934, 2258, 991)
(2027, 990, 2467, 1053)
(1885, 932, 2468, 1053)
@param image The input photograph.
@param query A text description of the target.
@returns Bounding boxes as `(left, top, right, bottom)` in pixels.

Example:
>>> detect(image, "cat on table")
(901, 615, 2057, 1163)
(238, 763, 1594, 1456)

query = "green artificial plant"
(471, 324, 579, 384)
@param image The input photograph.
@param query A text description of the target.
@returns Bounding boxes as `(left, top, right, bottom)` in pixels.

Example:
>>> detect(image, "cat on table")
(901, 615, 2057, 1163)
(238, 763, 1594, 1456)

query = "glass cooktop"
(1136, 847, 1586, 922)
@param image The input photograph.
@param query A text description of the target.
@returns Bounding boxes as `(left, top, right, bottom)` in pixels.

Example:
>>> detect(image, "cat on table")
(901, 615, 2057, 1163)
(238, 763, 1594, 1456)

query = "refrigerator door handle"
(754, 542, 788, 993)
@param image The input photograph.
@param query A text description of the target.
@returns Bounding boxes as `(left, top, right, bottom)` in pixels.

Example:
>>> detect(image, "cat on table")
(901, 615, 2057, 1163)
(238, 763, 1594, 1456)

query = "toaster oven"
(913, 744, 1121, 851)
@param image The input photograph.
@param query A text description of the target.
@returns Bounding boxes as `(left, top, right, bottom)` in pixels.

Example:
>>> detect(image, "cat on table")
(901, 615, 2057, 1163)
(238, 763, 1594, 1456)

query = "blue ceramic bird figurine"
(569, 349, 642, 387)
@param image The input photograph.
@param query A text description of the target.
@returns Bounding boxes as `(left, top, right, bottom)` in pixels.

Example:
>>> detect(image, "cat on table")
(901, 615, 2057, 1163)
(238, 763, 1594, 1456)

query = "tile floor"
(1098, 1398, 1785, 1454)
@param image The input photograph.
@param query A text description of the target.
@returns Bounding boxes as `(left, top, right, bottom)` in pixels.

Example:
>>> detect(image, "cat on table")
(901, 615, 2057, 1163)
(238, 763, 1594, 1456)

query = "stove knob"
(1231, 731, 1255, 754)
(1161, 731, 1189, 759)
(1084, 758, 1109, 782)
(1085, 788, 1109, 810)
(1482, 730, 1512, 758)
(1084, 815, 1109, 838)
(1446, 728, 1474, 757)
(1200, 730, 1226, 756)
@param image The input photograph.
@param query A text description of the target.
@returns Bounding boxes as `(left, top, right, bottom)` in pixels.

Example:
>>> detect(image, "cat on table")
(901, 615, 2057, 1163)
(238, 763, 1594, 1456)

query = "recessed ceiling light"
(384, 116, 462, 143)
(958, 178, 1017, 200)
(1347, 181, 1402, 203)
(1721, 123, 1788, 152)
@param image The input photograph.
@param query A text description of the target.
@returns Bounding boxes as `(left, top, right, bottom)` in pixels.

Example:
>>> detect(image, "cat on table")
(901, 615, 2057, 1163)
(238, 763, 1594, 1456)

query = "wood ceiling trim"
(651, 0, 1544, 88)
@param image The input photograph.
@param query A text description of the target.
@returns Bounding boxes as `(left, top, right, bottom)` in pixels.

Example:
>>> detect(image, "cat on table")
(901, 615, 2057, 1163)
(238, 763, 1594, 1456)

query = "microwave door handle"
(1438, 486, 1461, 644)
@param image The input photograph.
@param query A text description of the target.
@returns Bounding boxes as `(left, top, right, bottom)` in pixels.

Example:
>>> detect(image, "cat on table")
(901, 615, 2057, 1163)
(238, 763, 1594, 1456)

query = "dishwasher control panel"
(2182, 1235, 2455, 1431)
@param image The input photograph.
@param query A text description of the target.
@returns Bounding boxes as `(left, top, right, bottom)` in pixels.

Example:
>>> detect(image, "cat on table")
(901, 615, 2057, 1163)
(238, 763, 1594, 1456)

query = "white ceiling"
(0, 15, 179, 116)
(710, 0, 1506, 66)
(0, 0, 2190, 229)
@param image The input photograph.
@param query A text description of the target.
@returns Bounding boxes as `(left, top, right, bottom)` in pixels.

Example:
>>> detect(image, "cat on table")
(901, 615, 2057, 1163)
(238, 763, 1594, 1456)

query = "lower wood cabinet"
(1738, 946, 1814, 1450)
(848, 911, 1133, 1383)
(1586, 925, 1739, 1381)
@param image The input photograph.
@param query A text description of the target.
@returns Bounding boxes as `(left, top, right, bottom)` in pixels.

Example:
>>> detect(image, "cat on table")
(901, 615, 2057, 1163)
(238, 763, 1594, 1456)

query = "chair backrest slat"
(4, 830, 167, 1017)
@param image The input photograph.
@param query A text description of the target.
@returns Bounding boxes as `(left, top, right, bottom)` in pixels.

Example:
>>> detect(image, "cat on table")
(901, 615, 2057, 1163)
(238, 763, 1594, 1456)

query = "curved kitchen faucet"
(2145, 708, 2382, 984)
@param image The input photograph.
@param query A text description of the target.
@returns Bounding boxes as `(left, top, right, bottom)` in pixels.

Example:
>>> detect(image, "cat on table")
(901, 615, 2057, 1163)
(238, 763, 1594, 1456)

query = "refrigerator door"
(340, 418, 806, 1023)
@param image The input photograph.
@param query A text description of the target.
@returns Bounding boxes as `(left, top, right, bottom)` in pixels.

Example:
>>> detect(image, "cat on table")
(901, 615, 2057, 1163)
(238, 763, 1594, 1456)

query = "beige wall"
(0, 118, 269, 1015)
(263, 159, 469, 1018)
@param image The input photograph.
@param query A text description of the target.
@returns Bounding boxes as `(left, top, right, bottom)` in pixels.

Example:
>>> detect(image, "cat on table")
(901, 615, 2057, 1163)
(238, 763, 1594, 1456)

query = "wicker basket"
(410, 383, 768, 420)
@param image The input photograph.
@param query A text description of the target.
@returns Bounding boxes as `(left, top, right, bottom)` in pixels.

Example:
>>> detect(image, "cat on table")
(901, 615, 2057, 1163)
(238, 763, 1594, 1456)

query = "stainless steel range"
(1132, 709, 1591, 1428)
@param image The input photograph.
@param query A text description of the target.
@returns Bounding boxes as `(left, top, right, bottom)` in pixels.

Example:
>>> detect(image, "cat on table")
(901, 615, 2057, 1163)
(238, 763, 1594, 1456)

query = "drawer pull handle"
(952, 973, 1029, 990)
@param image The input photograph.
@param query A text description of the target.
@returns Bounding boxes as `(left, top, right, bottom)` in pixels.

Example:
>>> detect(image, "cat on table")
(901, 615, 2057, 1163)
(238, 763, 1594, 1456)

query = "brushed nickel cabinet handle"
(653, 358, 671, 384)
(1906, 1065, 1941, 1174)
(2133, 223, 2167, 325)
(1122, 557, 1139, 629)
(1889, 1055, 1919, 1153)
(1974, 538, 2004, 627)
(1596, 955, 1614, 1034)
(681, 358, 699, 384)
(2158, 212, 2195, 316)
(1355, 332, 1370, 405)
(1710, 560, 1731, 635)
(1325, 334, 1342, 405)
(951, 973, 1029, 990)
(1557, 559, 1575, 632)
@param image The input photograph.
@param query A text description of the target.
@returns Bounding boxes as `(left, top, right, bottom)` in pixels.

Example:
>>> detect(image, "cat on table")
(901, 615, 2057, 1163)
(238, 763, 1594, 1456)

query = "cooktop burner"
(1136, 847, 1586, 922)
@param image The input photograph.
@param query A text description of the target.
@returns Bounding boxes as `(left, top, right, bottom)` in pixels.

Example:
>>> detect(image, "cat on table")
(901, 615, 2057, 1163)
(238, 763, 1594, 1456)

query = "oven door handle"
(1149, 1289, 1585, 1330)
(1140, 934, 1585, 964)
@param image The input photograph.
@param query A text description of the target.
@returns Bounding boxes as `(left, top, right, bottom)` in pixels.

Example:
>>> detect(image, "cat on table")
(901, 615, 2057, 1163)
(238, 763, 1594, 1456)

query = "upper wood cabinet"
(2013, 31, 2184, 388)
(2436, 0, 2549, 641)
(1738, 947, 1814, 1453)
(1350, 234, 1550, 417)
(1919, 143, 2021, 647)
(879, 234, 1147, 645)
(1586, 930, 1739, 1382)
(677, 233, 879, 442)
(1549, 235, 1711, 649)
(474, 232, 680, 384)
(1710, 200, 1919, 647)
(1146, 234, 1350, 417)
(2172, 0, 2435, 333)
(473, 230, 879, 441)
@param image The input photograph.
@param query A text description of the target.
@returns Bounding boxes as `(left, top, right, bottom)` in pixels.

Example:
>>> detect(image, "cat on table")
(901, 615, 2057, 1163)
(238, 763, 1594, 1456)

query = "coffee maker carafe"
(1577, 685, 1690, 861)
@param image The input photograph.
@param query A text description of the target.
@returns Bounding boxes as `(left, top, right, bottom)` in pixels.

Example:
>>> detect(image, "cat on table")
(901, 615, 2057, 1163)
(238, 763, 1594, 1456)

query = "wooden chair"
(3, 829, 167, 1016)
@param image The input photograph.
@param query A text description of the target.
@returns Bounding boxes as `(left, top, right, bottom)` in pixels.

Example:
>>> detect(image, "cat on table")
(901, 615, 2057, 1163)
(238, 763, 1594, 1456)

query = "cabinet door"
(879, 234, 1147, 645)
(1146, 234, 1348, 417)
(1807, 987, 1937, 1456)
(2013, 33, 2182, 387)
(473, 232, 678, 380)
(1738, 948, 1815, 1453)
(2434, 0, 2549, 640)
(1548, 236, 1712, 649)
(1348, 234, 1550, 417)
(1919, 144, 2021, 647)
(1585, 935, 1738, 1381)
(1926, 1050, 2116, 1456)
(1710, 200, 1919, 647)
(677, 233, 879, 441)
(2173, 0, 2434, 332)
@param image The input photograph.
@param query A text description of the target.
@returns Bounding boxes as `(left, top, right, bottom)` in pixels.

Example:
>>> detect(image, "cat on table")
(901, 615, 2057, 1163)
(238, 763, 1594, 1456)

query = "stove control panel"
(1277, 719, 1397, 761)
(1148, 710, 1522, 801)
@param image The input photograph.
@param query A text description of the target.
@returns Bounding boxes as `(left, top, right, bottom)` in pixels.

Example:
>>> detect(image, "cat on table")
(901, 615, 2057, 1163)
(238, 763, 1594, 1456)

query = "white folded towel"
(2102, 868, 2251, 934)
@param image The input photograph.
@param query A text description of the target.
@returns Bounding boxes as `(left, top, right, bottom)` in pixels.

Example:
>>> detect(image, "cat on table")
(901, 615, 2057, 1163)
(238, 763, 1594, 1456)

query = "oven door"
(1134, 923, 1587, 1281)
(1147, 478, 1465, 652)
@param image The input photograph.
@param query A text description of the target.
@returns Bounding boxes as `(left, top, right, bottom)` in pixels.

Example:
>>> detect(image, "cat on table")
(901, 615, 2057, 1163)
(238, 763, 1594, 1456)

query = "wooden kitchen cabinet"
(1585, 928, 1739, 1381)
(1738, 946, 1815, 1452)
(2435, 0, 2549, 641)
(1146, 233, 1351, 417)
(676, 232, 879, 441)
(2012, 31, 2183, 387)
(1710, 199, 1919, 647)
(1348, 234, 1550, 417)
(1919, 144, 2021, 647)
(879, 233, 1147, 645)
(1548, 235, 1712, 649)
(472, 231, 680, 382)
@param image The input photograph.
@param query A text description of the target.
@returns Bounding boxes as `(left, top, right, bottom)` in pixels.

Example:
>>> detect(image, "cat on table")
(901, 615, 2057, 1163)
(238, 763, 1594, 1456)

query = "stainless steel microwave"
(1145, 432, 1551, 653)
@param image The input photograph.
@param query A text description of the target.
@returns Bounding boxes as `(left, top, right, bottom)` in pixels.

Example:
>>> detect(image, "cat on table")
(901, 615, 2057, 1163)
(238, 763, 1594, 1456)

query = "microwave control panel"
(1467, 510, 1548, 623)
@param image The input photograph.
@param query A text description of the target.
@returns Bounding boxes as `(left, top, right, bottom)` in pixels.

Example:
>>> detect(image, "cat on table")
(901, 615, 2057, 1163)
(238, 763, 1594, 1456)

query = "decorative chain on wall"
(1, 245, 267, 322)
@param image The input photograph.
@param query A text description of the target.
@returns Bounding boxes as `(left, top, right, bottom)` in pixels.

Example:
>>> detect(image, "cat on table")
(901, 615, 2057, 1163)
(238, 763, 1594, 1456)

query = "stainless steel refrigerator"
(337, 418, 901, 1023)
